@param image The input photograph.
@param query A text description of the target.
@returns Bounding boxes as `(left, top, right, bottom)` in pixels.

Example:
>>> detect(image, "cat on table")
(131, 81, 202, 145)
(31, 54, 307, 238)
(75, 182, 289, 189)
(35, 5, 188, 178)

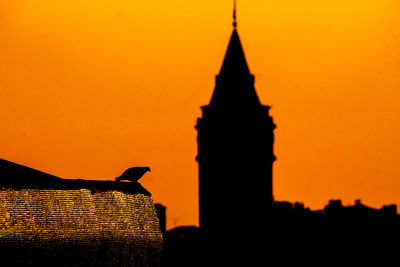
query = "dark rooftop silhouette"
(0, 158, 150, 195)
(0, 158, 162, 266)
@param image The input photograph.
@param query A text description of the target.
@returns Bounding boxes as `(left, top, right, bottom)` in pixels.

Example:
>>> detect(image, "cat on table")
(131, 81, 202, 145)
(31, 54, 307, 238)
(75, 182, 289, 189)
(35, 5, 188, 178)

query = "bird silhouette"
(115, 167, 151, 182)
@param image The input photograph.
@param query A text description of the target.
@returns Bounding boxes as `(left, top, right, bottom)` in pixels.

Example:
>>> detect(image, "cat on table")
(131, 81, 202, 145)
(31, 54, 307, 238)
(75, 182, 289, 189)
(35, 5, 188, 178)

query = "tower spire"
(233, 0, 237, 28)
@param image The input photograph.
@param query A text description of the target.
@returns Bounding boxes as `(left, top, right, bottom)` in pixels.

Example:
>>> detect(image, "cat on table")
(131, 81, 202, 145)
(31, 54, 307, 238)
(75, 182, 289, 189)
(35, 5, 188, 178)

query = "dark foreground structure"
(0, 158, 163, 267)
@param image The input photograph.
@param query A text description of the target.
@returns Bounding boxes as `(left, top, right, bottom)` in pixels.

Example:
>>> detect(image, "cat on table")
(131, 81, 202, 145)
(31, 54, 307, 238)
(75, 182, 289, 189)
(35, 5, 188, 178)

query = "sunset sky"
(1, 1, 400, 229)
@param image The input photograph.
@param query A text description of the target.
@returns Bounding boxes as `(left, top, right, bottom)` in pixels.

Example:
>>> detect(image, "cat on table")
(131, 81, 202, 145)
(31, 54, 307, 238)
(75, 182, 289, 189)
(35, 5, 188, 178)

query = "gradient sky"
(1, 1, 400, 229)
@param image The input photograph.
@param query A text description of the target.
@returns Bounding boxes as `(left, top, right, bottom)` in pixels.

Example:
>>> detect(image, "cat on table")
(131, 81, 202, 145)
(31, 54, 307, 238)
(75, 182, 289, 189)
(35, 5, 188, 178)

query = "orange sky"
(1, 1, 400, 229)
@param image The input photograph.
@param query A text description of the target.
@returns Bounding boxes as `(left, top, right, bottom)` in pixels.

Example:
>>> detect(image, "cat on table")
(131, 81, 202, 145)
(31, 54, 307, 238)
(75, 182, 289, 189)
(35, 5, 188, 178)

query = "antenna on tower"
(233, 0, 237, 28)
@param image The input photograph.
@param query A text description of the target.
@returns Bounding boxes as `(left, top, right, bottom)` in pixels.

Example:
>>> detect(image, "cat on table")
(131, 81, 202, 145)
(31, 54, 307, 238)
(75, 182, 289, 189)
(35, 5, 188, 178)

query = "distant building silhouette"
(155, 203, 167, 235)
(184, 9, 400, 266)
(195, 17, 276, 236)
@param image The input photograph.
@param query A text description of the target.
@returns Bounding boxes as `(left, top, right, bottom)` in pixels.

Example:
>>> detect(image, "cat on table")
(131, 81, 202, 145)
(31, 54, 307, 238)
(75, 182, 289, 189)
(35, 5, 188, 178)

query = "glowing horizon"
(1, 1, 400, 229)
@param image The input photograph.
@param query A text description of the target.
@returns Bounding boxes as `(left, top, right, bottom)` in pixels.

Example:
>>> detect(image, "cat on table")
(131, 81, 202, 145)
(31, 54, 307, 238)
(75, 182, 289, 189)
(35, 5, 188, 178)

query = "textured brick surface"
(0, 189, 163, 266)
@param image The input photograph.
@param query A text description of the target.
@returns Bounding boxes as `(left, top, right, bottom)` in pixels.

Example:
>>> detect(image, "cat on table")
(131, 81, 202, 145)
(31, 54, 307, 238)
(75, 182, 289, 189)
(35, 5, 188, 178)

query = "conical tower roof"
(218, 28, 251, 77)
(208, 27, 261, 108)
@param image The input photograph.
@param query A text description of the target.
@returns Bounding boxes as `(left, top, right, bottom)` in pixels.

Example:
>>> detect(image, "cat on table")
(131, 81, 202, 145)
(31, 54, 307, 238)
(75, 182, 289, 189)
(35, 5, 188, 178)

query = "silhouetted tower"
(195, 10, 276, 234)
